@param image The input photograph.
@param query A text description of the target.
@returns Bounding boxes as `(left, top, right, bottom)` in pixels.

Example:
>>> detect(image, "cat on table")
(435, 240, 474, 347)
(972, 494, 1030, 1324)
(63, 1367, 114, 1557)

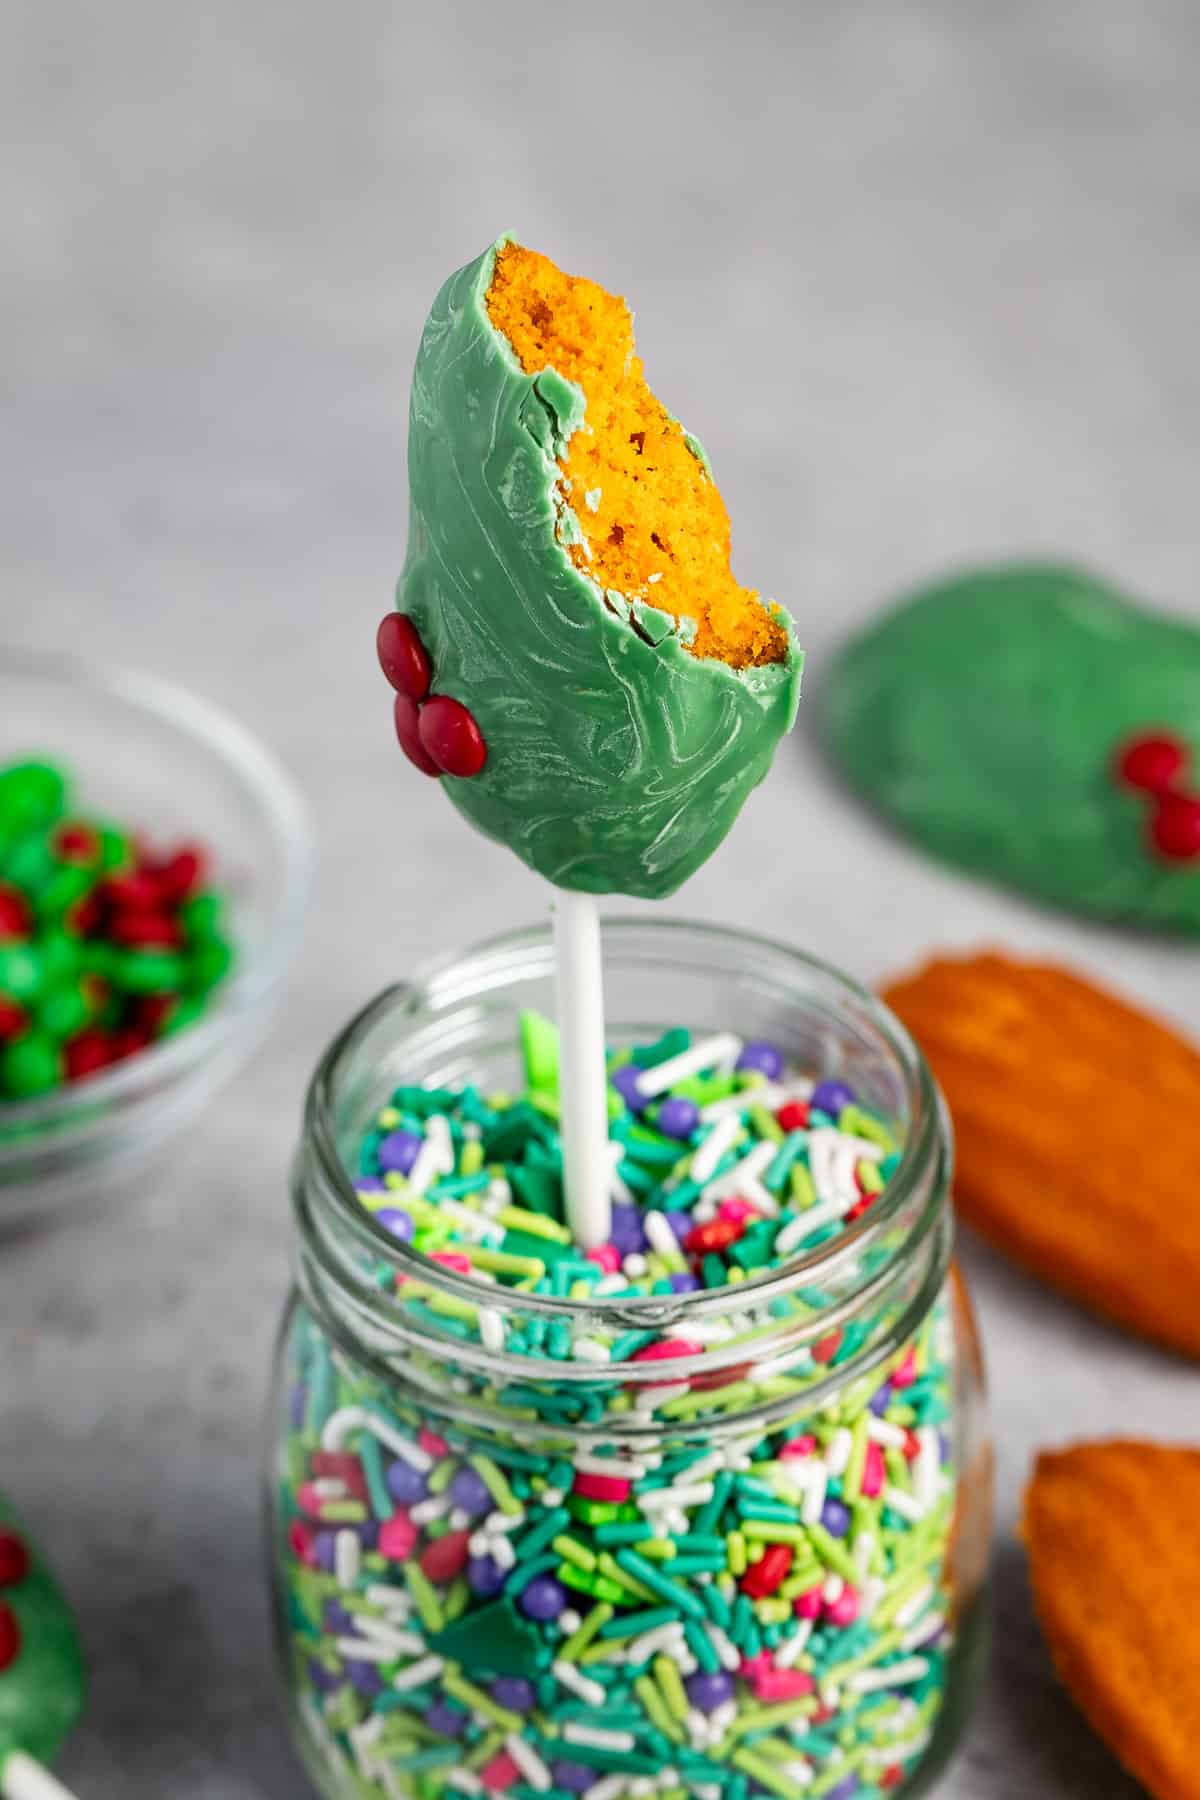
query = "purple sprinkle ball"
(821, 1498, 852, 1538)
(376, 1128, 422, 1175)
(519, 1574, 567, 1620)
(655, 1095, 699, 1139)
(467, 1553, 505, 1597)
(355, 1176, 386, 1193)
(450, 1465, 493, 1518)
(427, 1700, 469, 1737)
(736, 1040, 785, 1080)
(685, 1670, 735, 1712)
(343, 1659, 383, 1697)
(611, 1063, 648, 1110)
(669, 1272, 701, 1292)
(811, 1078, 856, 1116)
(825, 1779, 860, 1800)
(375, 1207, 415, 1242)
(386, 1459, 428, 1506)
(868, 1382, 893, 1416)
(551, 1765, 596, 1794)
(490, 1676, 536, 1712)
(609, 1203, 648, 1255)
(307, 1658, 340, 1695)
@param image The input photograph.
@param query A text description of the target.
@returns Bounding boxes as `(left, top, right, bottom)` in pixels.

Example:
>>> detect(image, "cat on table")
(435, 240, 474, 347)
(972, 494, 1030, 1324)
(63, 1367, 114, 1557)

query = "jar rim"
(299, 917, 949, 1362)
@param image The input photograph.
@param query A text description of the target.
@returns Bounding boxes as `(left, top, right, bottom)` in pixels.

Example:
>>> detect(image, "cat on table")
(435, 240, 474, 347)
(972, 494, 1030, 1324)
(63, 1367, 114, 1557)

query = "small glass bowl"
(0, 648, 313, 1224)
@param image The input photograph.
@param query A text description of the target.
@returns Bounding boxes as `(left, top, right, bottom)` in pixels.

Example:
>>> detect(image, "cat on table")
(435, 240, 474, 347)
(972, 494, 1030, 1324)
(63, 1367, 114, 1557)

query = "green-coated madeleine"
(0, 1491, 85, 1769)
(825, 562, 1200, 933)
(394, 237, 802, 899)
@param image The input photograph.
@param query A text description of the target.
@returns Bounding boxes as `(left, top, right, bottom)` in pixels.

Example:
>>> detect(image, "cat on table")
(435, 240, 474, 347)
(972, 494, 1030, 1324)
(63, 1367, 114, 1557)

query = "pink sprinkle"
(378, 1513, 418, 1560)
(419, 1428, 449, 1458)
(296, 1483, 327, 1519)
(631, 1337, 704, 1362)
(862, 1441, 886, 1499)
(755, 1668, 816, 1702)
(481, 1752, 521, 1791)
(586, 1244, 621, 1273)
(779, 1434, 818, 1461)
(429, 1251, 472, 1274)
(892, 1349, 917, 1388)
(718, 1197, 760, 1224)
(288, 1519, 318, 1566)
(825, 1585, 861, 1627)
(739, 1650, 773, 1680)
(794, 1585, 824, 1620)
(573, 1472, 633, 1502)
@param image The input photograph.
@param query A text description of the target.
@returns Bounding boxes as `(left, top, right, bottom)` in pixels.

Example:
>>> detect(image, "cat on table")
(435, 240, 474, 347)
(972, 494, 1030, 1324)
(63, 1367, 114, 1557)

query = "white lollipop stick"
(552, 889, 612, 1249)
(2, 1753, 82, 1800)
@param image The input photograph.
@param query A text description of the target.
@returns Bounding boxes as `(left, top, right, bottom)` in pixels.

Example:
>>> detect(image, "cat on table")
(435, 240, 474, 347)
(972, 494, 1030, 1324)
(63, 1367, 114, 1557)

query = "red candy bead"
(776, 1099, 809, 1132)
(0, 997, 27, 1042)
(393, 695, 441, 777)
(1114, 730, 1188, 795)
(109, 911, 182, 949)
(684, 1218, 742, 1255)
(0, 1604, 19, 1672)
(64, 1029, 113, 1082)
(52, 823, 100, 864)
(0, 884, 32, 942)
(1149, 792, 1200, 862)
(418, 696, 487, 779)
(419, 1528, 470, 1584)
(153, 846, 207, 902)
(102, 871, 164, 913)
(377, 614, 431, 703)
(812, 1329, 842, 1365)
(740, 1543, 793, 1598)
(0, 1533, 29, 1588)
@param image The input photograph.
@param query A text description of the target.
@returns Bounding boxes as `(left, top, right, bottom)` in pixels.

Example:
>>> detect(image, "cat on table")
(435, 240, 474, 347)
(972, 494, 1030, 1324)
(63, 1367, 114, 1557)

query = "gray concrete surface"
(3, 0, 1199, 1792)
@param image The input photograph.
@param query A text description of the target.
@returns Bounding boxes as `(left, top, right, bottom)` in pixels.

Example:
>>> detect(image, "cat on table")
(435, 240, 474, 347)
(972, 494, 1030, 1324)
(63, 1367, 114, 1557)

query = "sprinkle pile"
(0, 758, 234, 1100)
(278, 1022, 959, 1799)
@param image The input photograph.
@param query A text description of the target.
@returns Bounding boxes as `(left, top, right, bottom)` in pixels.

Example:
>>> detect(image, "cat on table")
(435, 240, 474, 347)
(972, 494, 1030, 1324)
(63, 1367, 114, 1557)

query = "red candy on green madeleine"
(382, 236, 802, 899)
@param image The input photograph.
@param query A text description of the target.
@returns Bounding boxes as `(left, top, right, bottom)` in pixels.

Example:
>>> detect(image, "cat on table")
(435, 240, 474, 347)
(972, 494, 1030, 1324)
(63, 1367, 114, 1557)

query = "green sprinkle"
(441, 1669, 522, 1733)
(404, 1564, 445, 1634)
(613, 1551, 706, 1622)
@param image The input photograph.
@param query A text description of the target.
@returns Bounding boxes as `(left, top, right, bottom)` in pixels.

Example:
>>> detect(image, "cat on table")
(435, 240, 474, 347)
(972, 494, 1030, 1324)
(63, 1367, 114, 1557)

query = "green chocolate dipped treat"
(378, 237, 802, 899)
(0, 1492, 85, 1779)
(825, 563, 1200, 934)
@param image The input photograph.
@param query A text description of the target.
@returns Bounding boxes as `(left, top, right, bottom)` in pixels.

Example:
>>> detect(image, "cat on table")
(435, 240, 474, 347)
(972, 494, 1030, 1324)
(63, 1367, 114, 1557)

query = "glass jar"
(268, 921, 991, 1800)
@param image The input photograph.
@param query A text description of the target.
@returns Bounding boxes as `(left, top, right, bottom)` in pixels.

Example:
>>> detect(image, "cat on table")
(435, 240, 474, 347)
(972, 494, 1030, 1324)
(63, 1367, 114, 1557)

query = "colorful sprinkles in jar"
(0, 758, 235, 1100)
(278, 1020, 959, 1799)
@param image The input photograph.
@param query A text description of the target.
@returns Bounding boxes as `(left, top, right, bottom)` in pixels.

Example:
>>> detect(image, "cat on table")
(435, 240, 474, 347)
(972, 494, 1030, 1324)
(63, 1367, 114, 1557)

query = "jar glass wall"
(268, 921, 992, 1800)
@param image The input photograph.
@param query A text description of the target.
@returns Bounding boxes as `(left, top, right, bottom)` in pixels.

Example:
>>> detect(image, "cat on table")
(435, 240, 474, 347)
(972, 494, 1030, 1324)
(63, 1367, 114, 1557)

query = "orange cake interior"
(486, 242, 788, 670)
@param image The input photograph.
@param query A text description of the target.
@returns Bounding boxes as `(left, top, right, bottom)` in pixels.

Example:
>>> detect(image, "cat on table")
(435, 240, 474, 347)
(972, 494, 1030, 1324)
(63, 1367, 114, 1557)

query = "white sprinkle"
(775, 1619, 814, 1668)
(553, 1659, 607, 1706)
(822, 1574, 845, 1605)
(700, 1138, 777, 1202)
(574, 1337, 613, 1363)
(541, 1488, 565, 1507)
(782, 1759, 814, 1787)
(644, 1210, 683, 1259)
(506, 1732, 552, 1791)
(699, 1082, 789, 1122)
(635, 1380, 688, 1409)
(490, 1534, 516, 1570)
(350, 1617, 426, 1655)
(628, 1623, 687, 1662)
(409, 1495, 451, 1526)
(334, 1530, 360, 1588)
(334, 1637, 403, 1664)
(635, 1033, 743, 1099)
(563, 1723, 637, 1751)
(575, 1451, 651, 1479)
(850, 1656, 930, 1694)
(801, 1462, 828, 1527)
(861, 1576, 886, 1619)
(893, 1582, 935, 1630)
(854, 1531, 876, 1581)
(407, 1113, 454, 1197)
(623, 1253, 648, 1278)
(391, 1653, 445, 1691)
(478, 1306, 505, 1351)
(435, 1198, 503, 1243)
(364, 1584, 413, 1614)
(866, 1417, 908, 1449)
(312, 1477, 348, 1499)
(914, 1427, 942, 1511)
(608, 1140, 637, 1204)
(637, 1482, 714, 1511)
(774, 1191, 858, 1256)
(558, 1609, 583, 1636)
(689, 1113, 743, 1186)
(707, 1624, 741, 1671)
(446, 1775, 483, 1797)
(825, 1428, 854, 1477)
(585, 1780, 628, 1800)
(901, 1612, 945, 1652)
(884, 1485, 927, 1523)
(366, 1413, 433, 1470)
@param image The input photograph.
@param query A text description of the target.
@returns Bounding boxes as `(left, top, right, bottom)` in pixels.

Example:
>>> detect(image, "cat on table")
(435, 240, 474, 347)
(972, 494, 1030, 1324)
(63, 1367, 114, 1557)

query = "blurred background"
(3, 1, 1198, 1793)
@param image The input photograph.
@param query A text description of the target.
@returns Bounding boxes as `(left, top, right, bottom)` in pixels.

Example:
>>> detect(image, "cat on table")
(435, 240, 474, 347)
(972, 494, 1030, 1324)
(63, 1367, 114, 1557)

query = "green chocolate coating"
(395, 238, 803, 899)
(0, 1492, 85, 1765)
(825, 562, 1200, 933)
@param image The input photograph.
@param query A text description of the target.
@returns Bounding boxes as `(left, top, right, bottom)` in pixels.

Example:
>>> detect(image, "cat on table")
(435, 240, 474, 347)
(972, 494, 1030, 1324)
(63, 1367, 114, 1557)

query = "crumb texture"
(486, 242, 786, 669)
(1024, 1441, 1200, 1800)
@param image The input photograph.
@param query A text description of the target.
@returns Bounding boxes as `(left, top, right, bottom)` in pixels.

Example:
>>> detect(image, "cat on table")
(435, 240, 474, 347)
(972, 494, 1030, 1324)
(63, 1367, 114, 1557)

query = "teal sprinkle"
(684, 1619, 721, 1672)
(613, 1550, 706, 1621)
(765, 1128, 809, 1192)
(426, 1172, 491, 1200)
(357, 1431, 394, 1522)
(631, 1027, 690, 1068)
(513, 1507, 571, 1562)
(609, 1330, 658, 1362)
